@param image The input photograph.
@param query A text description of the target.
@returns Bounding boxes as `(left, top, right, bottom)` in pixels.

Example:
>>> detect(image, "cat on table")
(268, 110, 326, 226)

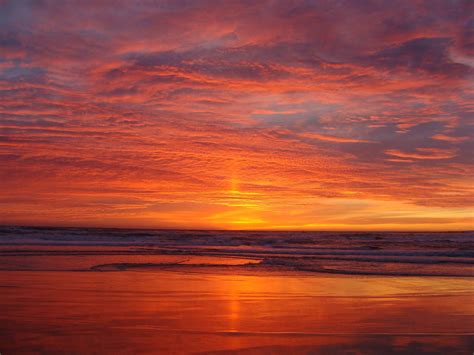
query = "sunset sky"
(0, 0, 473, 230)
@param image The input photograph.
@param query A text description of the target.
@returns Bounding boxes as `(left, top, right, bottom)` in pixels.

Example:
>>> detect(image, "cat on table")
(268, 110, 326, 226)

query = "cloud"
(0, 0, 473, 229)
(362, 37, 472, 77)
(431, 133, 469, 143)
(385, 148, 459, 160)
(298, 132, 376, 143)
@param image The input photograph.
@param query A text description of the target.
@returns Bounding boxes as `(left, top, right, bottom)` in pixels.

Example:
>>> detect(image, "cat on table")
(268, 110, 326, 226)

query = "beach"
(0, 227, 472, 353)
(1, 270, 473, 354)
(2, 1, 473, 353)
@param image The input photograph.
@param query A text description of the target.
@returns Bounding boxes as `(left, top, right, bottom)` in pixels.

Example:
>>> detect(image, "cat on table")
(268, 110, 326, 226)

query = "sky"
(0, 0, 473, 230)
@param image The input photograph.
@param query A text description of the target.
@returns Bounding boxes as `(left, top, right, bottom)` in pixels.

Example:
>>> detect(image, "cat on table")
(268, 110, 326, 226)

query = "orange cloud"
(298, 132, 376, 143)
(0, 0, 473, 230)
(432, 134, 469, 143)
(385, 148, 459, 160)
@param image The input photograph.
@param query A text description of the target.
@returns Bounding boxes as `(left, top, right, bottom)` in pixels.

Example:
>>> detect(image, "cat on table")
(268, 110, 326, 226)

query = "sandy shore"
(0, 269, 472, 354)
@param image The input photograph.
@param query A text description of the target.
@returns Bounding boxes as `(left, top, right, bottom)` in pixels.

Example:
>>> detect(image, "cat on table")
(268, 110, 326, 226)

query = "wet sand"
(0, 269, 472, 354)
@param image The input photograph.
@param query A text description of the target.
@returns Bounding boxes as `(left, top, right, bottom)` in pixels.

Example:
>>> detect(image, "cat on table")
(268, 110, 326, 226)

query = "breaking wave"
(0, 226, 472, 276)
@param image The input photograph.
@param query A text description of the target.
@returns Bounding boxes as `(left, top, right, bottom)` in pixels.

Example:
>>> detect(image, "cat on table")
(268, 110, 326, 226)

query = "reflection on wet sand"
(0, 270, 472, 354)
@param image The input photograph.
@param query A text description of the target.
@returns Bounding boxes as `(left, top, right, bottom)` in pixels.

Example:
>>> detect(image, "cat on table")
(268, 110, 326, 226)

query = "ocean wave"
(0, 226, 472, 277)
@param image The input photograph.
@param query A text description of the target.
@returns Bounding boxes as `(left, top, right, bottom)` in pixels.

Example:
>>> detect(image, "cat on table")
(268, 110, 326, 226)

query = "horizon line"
(1, 224, 472, 234)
